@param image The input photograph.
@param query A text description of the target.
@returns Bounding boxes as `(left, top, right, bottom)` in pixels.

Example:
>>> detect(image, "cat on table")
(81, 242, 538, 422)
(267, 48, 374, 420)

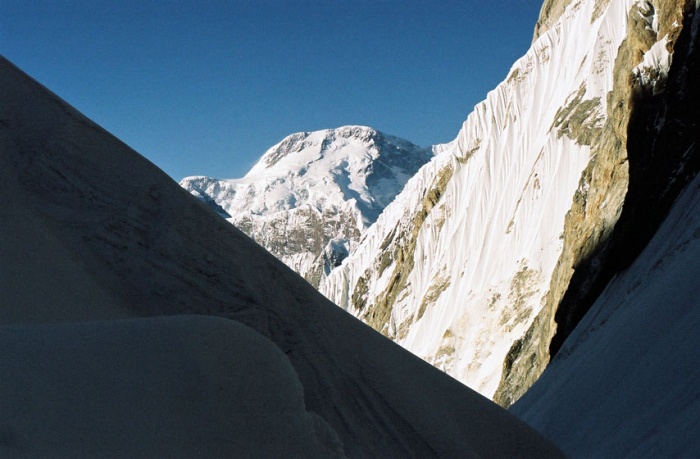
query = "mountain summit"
(181, 126, 432, 285)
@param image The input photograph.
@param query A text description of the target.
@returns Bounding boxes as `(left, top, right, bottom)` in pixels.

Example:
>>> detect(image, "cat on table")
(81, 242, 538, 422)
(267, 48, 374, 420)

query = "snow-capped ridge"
(181, 125, 433, 285)
(246, 125, 420, 178)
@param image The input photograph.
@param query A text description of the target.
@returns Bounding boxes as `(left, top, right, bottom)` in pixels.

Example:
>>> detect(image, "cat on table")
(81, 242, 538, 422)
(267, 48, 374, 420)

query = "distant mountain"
(0, 55, 562, 457)
(181, 126, 433, 286)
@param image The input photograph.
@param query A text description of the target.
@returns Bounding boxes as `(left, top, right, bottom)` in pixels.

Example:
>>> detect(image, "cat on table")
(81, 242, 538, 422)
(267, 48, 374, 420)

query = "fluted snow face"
(181, 126, 432, 284)
(320, 0, 633, 398)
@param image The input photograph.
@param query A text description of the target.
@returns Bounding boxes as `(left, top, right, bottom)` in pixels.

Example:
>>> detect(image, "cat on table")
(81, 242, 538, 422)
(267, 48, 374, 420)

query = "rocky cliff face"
(510, 160, 700, 456)
(181, 126, 432, 287)
(494, 0, 699, 406)
(321, 0, 634, 399)
(532, 0, 575, 41)
(320, 0, 697, 405)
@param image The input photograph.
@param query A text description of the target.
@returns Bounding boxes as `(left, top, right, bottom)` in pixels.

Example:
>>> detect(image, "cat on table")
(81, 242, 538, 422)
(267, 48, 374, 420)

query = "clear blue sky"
(2, 1, 542, 180)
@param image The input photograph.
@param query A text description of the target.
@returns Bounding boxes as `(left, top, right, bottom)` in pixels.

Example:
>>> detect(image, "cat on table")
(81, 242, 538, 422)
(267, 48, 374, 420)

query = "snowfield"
(0, 316, 343, 457)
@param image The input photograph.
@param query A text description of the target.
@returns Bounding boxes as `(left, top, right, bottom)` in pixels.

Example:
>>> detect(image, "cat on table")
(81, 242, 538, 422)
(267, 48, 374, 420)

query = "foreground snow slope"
(0, 316, 342, 457)
(320, 0, 632, 398)
(181, 127, 432, 286)
(511, 172, 700, 457)
(0, 56, 563, 457)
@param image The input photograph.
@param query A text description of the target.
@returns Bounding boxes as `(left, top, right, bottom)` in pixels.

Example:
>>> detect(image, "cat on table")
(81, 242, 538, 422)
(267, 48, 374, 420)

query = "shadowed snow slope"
(0, 56, 562, 457)
(511, 173, 700, 457)
(0, 316, 343, 457)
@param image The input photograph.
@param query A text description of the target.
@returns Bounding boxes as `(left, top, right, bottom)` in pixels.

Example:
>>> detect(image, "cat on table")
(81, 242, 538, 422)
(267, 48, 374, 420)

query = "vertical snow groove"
(321, 0, 631, 400)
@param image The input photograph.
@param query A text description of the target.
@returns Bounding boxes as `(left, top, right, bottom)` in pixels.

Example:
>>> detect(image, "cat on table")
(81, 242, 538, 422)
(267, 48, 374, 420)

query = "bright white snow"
(321, 0, 634, 398)
(181, 126, 432, 279)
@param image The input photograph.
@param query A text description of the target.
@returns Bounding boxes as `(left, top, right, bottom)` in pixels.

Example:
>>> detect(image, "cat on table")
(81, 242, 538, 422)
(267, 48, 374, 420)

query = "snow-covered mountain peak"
(245, 126, 429, 199)
(249, 126, 398, 172)
(181, 125, 433, 285)
(188, 125, 432, 221)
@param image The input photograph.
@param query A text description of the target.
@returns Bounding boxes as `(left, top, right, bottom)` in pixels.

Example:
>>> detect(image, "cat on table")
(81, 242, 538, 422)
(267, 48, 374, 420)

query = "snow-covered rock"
(180, 126, 432, 286)
(511, 173, 700, 457)
(320, 0, 633, 399)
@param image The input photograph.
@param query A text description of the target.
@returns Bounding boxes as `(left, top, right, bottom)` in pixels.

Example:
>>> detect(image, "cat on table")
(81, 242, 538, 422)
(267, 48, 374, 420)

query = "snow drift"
(0, 316, 342, 457)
